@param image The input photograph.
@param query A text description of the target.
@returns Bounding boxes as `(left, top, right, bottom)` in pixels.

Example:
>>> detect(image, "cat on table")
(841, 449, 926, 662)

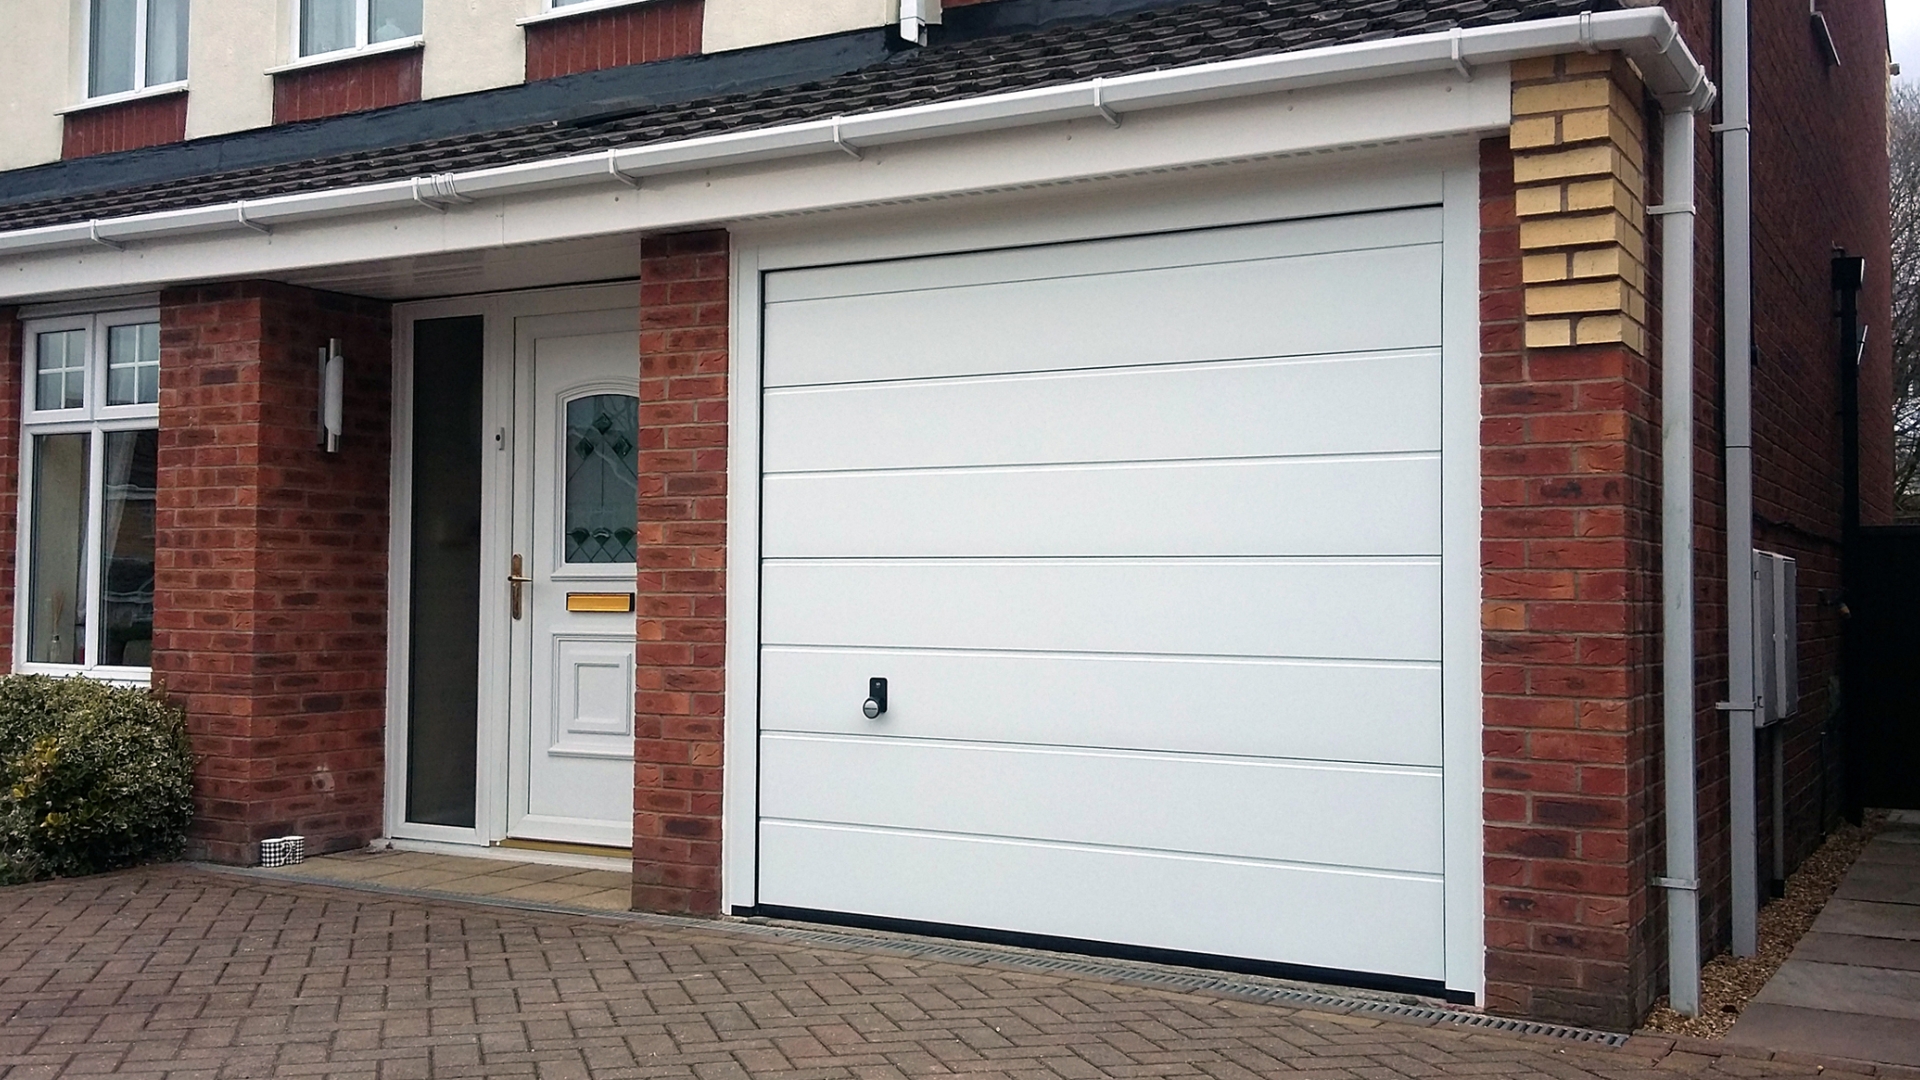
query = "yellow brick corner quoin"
(1508, 50, 1650, 354)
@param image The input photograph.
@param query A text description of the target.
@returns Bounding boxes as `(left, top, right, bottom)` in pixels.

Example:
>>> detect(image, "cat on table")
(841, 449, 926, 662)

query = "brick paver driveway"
(0, 866, 1846, 1079)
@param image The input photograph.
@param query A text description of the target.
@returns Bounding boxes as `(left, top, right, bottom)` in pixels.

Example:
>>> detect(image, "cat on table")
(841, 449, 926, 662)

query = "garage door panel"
(763, 456, 1439, 559)
(757, 821, 1446, 980)
(765, 209, 1443, 305)
(762, 558, 1440, 661)
(763, 351, 1440, 474)
(760, 647, 1441, 766)
(757, 208, 1452, 983)
(762, 734, 1442, 873)
(764, 246, 1440, 388)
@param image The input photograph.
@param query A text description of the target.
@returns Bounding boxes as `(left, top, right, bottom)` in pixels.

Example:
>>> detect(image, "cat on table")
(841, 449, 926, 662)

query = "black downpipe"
(1834, 253, 1866, 820)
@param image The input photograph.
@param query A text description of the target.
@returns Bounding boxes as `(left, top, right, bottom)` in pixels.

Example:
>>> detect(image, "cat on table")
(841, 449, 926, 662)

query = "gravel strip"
(1639, 812, 1883, 1039)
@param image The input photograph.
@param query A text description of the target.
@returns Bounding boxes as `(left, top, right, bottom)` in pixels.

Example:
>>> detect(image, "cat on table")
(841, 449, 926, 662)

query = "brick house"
(0, 0, 1893, 1032)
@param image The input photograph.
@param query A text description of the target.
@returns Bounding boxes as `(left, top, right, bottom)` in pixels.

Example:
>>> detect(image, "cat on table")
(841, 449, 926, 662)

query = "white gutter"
(1720, 0, 1762, 962)
(0, 8, 1710, 258)
(1659, 103, 1704, 1019)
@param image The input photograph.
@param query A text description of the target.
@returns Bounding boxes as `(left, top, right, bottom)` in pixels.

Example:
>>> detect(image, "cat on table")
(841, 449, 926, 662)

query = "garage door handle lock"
(862, 678, 888, 719)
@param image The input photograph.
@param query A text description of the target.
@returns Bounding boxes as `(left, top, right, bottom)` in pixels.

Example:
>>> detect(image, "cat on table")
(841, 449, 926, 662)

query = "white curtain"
(88, 0, 137, 95)
(145, 0, 190, 84)
(301, 0, 356, 55)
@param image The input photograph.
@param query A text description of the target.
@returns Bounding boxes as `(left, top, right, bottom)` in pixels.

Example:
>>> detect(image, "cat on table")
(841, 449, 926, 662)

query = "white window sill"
(266, 35, 425, 77)
(517, 0, 665, 28)
(14, 664, 154, 689)
(57, 82, 188, 117)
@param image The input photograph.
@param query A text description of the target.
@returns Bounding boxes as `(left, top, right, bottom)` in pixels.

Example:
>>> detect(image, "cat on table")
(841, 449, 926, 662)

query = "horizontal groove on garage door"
(763, 207, 1442, 304)
(762, 557, 1441, 661)
(758, 820, 1446, 980)
(764, 455, 1441, 558)
(763, 250, 1440, 387)
(764, 350, 1440, 469)
(760, 732, 1442, 872)
(759, 646, 1441, 765)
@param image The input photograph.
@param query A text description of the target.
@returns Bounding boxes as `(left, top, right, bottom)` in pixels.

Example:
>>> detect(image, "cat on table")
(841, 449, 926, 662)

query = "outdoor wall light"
(319, 337, 345, 453)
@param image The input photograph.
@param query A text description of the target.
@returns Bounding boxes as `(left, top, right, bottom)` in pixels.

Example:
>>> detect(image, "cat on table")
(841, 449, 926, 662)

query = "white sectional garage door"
(756, 207, 1447, 982)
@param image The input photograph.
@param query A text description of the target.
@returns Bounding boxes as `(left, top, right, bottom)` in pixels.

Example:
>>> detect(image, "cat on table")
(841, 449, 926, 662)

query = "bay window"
(17, 312, 160, 678)
(88, 0, 190, 99)
(299, 0, 422, 58)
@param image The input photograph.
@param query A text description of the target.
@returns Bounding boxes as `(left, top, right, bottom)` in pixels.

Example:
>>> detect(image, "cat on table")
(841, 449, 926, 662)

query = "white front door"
(508, 309, 640, 847)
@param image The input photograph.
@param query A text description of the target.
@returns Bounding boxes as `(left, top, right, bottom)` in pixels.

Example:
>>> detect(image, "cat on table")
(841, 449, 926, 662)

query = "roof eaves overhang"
(0, 8, 1712, 260)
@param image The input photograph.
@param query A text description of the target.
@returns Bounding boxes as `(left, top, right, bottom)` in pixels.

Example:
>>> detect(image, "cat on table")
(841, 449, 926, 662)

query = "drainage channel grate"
(728, 920, 1630, 1049)
(214, 865, 1626, 1050)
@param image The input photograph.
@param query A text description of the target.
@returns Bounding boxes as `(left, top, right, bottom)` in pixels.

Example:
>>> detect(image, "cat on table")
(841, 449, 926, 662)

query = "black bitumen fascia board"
(0, 0, 1205, 209)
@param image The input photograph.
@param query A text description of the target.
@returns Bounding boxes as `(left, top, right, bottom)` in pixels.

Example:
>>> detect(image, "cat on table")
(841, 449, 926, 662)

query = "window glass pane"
(36, 330, 87, 411)
(300, 0, 355, 55)
(107, 323, 160, 406)
(368, 0, 421, 42)
(28, 435, 91, 666)
(145, 0, 189, 84)
(563, 394, 638, 564)
(100, 430, 157, 668)
(406, 317, 483, 829)
(88, 0, 137, 96)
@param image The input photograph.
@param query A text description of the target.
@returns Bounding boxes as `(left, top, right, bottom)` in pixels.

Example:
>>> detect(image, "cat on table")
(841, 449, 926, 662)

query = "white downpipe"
(0, 8, 1710, 257)
(1660, 104, 1704, 1019)
(1720, 0, 1761, 960)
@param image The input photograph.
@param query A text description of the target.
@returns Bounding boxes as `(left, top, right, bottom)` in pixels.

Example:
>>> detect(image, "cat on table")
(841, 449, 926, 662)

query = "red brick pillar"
(1479, 139, 1662, 1028)
(0, 308, 19, 669)
(154, 282, 391, 865)
(632, 231, 729, 913)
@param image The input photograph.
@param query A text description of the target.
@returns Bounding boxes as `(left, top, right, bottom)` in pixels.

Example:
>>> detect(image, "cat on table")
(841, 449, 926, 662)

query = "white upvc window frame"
(292, 0, 425, 61)
(515, 0, 662, 27)
(15, 309, 161, 686)
(83, 0, 190, 101)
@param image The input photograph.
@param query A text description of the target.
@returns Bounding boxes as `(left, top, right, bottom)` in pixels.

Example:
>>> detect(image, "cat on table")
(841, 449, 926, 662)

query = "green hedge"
(0, 676, 195, 883)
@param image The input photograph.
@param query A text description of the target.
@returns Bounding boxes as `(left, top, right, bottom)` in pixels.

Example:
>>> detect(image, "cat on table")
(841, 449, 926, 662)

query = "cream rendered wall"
(423, 0, 532, 99)
(183, 0, 280, 139)
(0, 1, 73, 170)
(702, 0, 893, 52)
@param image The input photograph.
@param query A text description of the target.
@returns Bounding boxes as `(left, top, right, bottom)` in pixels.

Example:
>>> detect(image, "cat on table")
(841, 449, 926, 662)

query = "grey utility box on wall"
(1752, 550, 1799, 726)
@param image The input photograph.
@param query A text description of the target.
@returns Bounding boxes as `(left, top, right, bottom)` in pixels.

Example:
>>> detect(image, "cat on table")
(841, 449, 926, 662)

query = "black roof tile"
(0, 0, 1611, 234)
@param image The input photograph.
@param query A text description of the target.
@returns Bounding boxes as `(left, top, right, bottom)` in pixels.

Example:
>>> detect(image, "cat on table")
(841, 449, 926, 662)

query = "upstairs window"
(299, 0, 422, 57)
(17, 312, 160, 679)
(87, 0, 189, 98)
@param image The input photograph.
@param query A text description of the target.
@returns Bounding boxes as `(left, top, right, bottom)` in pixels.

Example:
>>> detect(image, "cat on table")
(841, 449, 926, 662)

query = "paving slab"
(1751, 959, 1920, 1019)
(1726, 1003, 1920, 1066)
(1837, 860, 1920, 904)
(1796, 931, 1920, 971)
(1812, 898, 1920, 940)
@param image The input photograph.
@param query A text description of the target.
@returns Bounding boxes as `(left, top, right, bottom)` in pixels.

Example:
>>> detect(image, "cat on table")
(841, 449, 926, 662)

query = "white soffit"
(0, 9, 1712, 302)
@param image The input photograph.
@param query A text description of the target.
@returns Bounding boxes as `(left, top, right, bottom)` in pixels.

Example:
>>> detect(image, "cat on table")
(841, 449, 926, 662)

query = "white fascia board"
(0, 8, 1710, 273)
(1, 70, 1507, 300)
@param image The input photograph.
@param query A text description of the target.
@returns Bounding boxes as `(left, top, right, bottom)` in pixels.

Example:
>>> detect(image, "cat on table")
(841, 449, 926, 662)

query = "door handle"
(509, 553, 532, 620)
(862, 677, 888, 719)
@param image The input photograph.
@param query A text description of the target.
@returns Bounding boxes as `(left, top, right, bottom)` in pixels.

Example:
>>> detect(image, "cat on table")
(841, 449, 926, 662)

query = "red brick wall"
(1480, 137, 1664, 1028)
(1747, 0, 1893, 872)
(154, 282, 392, 865)
(61, 92, 188, 159)
(1479, 0, 1891, 1027)
(526, 0, 702, 82)
(0, 309, 19, 671)
(631, 230, 729, 914)
(274, 49, 422, 124)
